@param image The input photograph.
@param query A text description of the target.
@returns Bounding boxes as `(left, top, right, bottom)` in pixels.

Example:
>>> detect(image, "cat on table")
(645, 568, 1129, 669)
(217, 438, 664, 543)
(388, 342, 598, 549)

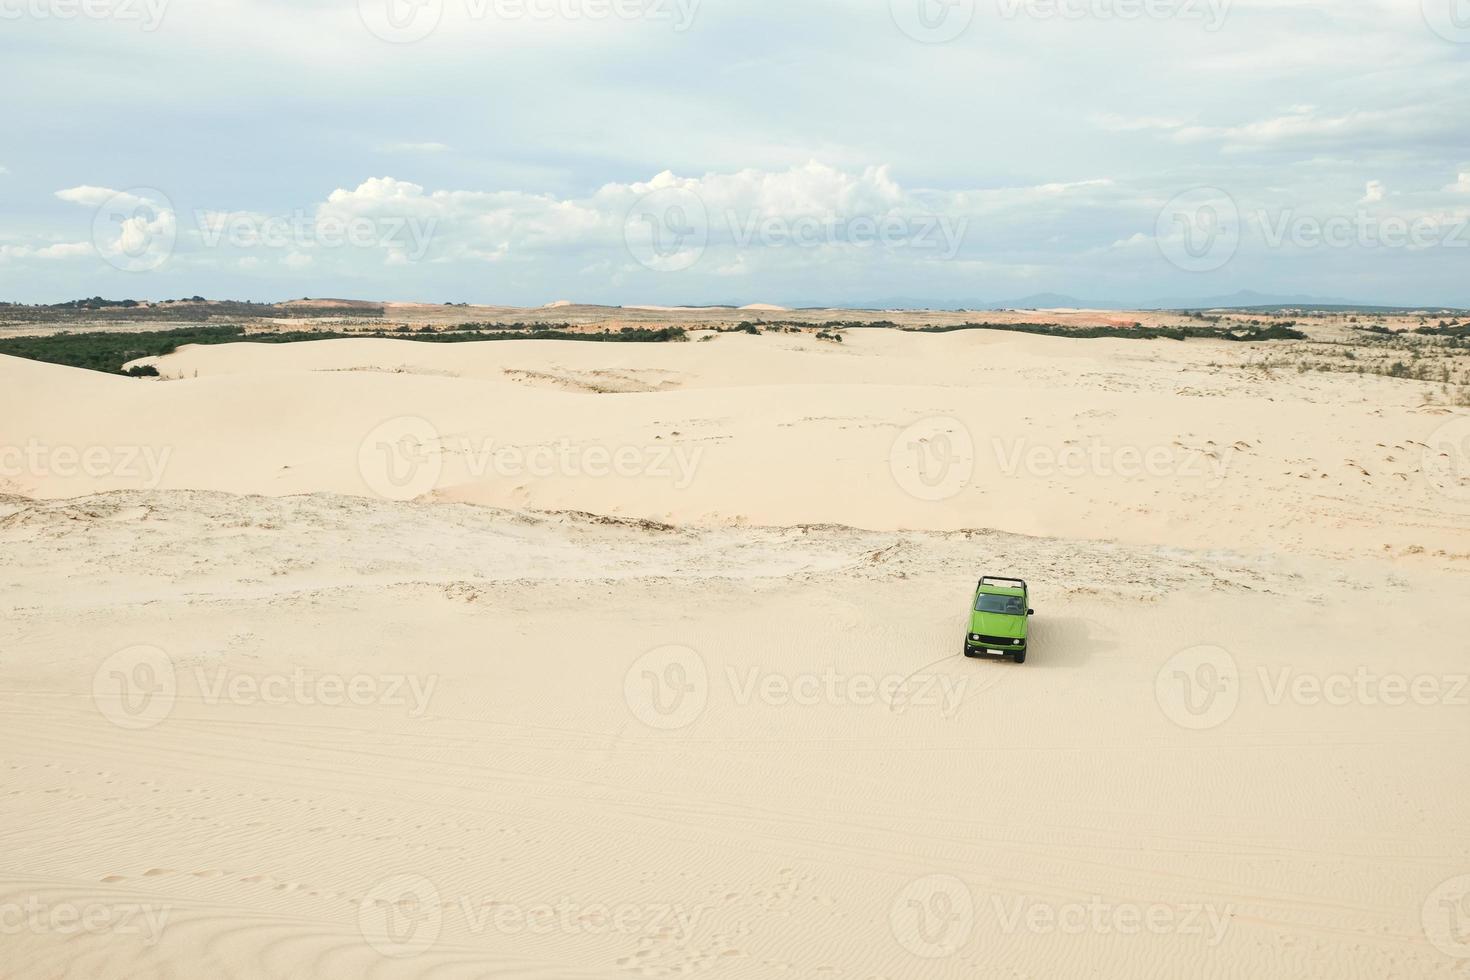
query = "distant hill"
(1141, 289, 1363, 310)
(797, 289, 1468, 313)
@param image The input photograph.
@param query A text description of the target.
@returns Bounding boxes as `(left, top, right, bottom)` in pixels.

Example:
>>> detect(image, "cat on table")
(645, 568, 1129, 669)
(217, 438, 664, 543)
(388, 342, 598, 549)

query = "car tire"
(963, 646, 976, 658)
(1013, 650, 1026, 664)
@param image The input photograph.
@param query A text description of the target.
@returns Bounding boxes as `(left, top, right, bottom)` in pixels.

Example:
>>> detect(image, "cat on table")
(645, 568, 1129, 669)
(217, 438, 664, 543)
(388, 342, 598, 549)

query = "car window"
(975, 593, 1025, 615)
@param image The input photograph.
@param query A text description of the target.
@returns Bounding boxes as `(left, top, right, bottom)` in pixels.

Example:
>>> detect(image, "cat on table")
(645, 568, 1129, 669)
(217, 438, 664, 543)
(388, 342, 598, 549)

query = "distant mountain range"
(792, 289, 1467, 313)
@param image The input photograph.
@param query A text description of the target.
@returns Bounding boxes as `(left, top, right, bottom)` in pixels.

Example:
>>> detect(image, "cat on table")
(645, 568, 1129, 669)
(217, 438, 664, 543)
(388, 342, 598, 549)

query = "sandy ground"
(2, 329, 1469, 978)
(4, 329, 1468, 560)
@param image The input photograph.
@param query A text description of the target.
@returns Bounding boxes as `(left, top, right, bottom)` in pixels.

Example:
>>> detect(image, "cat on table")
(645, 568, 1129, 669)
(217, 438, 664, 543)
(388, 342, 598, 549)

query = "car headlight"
(1013, 639, 1021, 645)
(970, 634, 980, 641)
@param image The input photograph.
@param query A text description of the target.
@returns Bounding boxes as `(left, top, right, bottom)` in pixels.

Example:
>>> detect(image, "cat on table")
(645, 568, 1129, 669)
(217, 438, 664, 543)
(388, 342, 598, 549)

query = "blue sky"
(2, 0, 1469, 306)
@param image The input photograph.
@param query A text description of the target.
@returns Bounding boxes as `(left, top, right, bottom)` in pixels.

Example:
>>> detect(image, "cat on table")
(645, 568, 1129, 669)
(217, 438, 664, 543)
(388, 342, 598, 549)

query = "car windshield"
(975, 593, 1025, 615)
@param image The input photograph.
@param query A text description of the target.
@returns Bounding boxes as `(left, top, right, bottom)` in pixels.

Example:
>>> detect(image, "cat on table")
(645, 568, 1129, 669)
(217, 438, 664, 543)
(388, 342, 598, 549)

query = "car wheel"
(1013, 650, 1026, 664)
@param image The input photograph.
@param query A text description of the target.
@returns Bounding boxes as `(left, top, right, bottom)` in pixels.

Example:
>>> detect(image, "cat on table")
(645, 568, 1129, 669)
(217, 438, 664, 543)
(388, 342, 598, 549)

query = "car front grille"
(971, 634, 1020, 647)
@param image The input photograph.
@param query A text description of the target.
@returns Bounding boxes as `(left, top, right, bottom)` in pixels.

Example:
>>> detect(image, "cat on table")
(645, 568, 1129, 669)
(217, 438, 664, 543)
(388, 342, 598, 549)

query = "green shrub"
(0, 324, 689, 376)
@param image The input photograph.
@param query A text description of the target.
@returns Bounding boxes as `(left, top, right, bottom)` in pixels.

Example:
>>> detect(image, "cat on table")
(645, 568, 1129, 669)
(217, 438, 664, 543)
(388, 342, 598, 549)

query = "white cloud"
(0, 241, 94, 261)
(5, 0, 1469, 304)
(55, 185, 140, 208)
(1109, 232, 1154, 250)
(35, 242, 95, 259)
(312, 163, 931, 263)
(10, 153, 1470, 304)
(1171, 103, 1462, 154)
(51, 185, 176, 269)
(0, 165, 1141, 290)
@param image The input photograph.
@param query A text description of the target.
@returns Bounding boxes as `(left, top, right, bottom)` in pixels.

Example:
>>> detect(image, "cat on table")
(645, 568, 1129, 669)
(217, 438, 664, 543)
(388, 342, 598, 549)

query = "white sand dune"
(5, 329, 1466, 559)
(2, 330, 1468, 978)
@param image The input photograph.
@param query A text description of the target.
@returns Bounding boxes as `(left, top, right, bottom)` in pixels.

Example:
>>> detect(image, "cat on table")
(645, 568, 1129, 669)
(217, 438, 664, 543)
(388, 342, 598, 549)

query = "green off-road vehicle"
(964, 576, 1034, 663)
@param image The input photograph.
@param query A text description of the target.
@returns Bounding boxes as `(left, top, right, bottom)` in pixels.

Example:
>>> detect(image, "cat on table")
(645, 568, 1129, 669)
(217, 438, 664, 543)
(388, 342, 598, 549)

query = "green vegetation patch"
(900, 321, 1307, 342)
(0, 324, 688, 376)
